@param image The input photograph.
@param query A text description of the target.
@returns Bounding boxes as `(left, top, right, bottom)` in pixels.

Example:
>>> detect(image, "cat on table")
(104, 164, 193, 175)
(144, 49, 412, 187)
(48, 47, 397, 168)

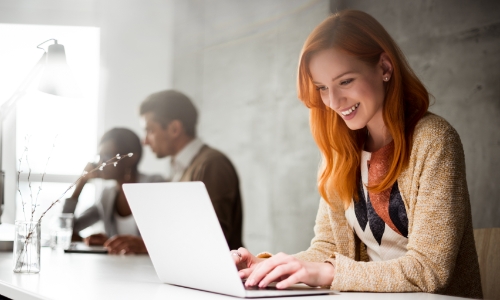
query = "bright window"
(0, 24, 100, 235)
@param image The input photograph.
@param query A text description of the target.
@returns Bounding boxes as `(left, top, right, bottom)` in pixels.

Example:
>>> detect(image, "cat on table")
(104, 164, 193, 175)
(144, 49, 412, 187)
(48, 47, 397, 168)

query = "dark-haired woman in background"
(63, 128, 163, 254)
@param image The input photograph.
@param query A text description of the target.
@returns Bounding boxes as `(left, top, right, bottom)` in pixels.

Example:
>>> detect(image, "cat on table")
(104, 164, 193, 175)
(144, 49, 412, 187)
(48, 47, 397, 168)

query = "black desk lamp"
(0, 39, 78, 250)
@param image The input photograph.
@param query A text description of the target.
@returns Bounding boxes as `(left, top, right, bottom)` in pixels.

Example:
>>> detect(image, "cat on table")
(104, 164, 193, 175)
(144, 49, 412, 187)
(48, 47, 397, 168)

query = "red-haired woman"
(232, 10, 482, 298)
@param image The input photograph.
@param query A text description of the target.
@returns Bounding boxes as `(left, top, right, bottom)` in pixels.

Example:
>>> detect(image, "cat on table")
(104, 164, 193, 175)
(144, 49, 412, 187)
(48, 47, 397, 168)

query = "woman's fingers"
(237, 247, 253, 265)
(237, 247, 253, 260)
(230, 250, 247, 270)
(96, 236, 107, 244)
(241, 253, 335, 289)
(230, 247, 273, 280)
(105, 237, 132, 254)
(275, 273, 302, 289)
(87, 237, 94, 245)
(238, 266, 255, 278)
(230, 247, 258, 270)
(258, 263, 298, 288)
(245, 253, 290, 287)
(108, 241, 127, 254)
(85, 233, 107, 245)
(104, 236, 122, 252)
(230, 250, 242, 264)
(103, 236, 147, 255)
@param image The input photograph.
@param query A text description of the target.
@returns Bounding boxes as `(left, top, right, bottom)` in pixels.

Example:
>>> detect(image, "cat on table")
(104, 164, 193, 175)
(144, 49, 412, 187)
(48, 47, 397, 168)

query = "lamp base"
(0, 240, 13, 251)
(0, 223, 14, 251)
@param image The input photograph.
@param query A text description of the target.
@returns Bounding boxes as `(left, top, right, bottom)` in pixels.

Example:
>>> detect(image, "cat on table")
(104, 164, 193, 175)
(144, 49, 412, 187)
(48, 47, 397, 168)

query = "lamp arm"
(0, 52, 47, 224)
(0, 53, 47, 123)
(37, 39, 57, 51)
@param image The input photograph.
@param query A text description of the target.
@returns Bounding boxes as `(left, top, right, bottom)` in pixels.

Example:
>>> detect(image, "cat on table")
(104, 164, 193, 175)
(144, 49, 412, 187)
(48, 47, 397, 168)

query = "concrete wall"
(172, 0, 500, 253)
(329, 0, 500, 229)
(172, 0, 329, 253)
(97, 0, 174, 177)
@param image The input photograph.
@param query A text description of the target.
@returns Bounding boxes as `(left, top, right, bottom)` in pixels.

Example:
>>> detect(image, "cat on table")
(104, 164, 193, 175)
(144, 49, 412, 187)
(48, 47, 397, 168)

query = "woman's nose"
(324, 88, 340, 110)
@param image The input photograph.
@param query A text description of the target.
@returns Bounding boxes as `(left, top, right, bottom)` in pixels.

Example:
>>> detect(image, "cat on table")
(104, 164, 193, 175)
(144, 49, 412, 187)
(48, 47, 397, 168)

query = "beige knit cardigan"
(293, 113, 482, 299)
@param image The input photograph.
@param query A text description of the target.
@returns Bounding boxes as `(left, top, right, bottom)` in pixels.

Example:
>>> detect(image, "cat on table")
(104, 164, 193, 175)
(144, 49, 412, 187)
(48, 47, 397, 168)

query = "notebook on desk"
(64, 242, 108, 254)
(123, 182, 332, 298)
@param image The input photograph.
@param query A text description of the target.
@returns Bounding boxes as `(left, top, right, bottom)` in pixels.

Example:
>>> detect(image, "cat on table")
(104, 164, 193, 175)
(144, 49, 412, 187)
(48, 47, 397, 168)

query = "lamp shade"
(38, 42, 79, 97)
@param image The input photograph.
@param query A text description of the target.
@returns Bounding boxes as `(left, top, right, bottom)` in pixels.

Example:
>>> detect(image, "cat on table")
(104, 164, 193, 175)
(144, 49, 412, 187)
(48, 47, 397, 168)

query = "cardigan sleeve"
(293, 198, 339, 262)
(329, 126, 468, 293)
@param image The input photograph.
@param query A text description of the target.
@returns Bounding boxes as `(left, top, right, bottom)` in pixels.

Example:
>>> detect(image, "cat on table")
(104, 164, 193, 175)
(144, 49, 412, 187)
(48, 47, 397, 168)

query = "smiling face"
(309, 48, 392, 131)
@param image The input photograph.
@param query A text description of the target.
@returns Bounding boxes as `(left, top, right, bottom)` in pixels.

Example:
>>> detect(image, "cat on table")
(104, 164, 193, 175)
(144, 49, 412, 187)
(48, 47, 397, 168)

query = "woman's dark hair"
(100, 128, 143, 167)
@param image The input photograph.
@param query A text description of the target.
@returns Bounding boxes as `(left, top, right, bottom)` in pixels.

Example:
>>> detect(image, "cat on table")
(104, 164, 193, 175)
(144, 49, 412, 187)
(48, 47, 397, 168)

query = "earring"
(384, 77, 389, 82)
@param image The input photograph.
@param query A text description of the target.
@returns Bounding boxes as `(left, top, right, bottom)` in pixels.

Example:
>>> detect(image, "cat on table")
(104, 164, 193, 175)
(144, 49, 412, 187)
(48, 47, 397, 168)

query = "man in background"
(140, 90, 243, 249)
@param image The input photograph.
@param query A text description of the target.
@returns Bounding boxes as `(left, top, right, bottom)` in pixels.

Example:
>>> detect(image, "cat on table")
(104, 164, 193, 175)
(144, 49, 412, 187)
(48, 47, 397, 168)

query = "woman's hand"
(84, 233, 108, 246)
(71, 231, 83, 242)
(78, 163, 101, 184)
(104, 235, 147, 255)
(71, 163, 101, 200)
(230, 247, 265, 275)
(244, 252, 335, 289)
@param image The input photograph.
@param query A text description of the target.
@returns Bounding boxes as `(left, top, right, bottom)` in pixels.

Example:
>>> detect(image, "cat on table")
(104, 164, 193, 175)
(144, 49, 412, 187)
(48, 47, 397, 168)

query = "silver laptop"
(123, 182, 332, 298)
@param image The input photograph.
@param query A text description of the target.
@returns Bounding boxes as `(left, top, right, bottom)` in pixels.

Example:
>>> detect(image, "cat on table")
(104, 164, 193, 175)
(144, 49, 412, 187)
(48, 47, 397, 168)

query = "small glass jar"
(13, 220, 41, 273)
(49, 213, 74, 250)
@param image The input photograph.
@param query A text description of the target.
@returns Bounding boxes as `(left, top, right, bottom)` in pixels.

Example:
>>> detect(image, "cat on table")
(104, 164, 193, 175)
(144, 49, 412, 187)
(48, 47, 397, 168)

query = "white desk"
(0, 248, 467, 300)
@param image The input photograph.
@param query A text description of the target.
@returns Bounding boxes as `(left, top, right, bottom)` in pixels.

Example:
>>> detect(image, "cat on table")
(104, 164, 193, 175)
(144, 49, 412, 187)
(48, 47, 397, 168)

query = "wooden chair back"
(474, 228, 500, 300)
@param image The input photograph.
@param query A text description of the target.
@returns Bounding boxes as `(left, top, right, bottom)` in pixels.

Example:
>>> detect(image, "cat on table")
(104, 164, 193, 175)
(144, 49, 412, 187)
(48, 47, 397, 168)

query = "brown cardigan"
(293, 114, 482, 299)
(180, 145, 244, 250)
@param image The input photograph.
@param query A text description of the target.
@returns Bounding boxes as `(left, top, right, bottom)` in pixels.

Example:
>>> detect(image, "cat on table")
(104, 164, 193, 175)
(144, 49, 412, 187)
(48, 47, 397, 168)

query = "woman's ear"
(118, 153, 138, 171)
(127, 153, 140, 167)
(379, 52, 393, 82)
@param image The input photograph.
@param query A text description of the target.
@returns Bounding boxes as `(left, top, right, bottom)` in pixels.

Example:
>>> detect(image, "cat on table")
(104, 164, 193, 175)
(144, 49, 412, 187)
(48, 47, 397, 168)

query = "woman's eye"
(340, 78, 354, 86)
(315, 86, 327, 91)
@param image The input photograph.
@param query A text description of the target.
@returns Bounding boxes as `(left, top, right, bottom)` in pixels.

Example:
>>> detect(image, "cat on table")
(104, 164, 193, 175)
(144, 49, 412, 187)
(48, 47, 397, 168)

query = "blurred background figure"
(140, 90, 244, 250)
(62, 127, 164, 254)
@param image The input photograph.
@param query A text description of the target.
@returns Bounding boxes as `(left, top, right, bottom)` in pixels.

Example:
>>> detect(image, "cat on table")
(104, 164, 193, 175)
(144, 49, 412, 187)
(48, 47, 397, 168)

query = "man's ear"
(167, 120, 184, 138)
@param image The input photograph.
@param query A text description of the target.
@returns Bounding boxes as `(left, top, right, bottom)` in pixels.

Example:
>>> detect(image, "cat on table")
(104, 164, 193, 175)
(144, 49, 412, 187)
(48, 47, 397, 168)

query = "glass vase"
(13, 220, 41, 273)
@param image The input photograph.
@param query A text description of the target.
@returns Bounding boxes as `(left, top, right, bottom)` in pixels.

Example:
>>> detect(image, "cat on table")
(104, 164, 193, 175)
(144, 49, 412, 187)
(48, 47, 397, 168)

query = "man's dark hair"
(100, 128, 143, 167)
(139, 90, 198, 137)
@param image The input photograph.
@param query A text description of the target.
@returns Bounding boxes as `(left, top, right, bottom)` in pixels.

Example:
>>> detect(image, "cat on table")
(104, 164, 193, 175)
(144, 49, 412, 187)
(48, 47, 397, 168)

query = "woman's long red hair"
(298, 10, 429, 209)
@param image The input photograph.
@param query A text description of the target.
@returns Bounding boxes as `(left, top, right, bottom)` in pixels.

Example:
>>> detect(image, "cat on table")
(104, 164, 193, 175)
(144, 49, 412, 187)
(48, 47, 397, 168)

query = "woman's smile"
(340, 102, 360, 119)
